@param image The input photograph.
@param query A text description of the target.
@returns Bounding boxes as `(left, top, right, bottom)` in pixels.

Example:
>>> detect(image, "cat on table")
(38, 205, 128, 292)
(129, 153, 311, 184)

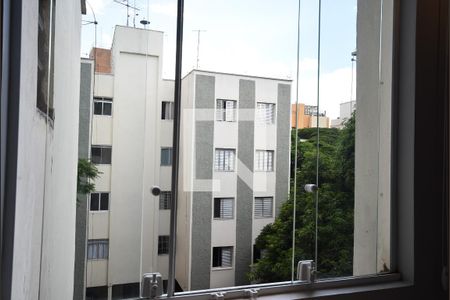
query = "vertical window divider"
(168, 0, 184, 296)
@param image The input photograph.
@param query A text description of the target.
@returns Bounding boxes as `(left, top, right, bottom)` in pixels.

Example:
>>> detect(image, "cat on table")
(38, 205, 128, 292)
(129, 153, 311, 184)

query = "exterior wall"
(11, 1, 83, 300)
(74, 59, 94, 300)
(89, 48, 112, 74)
(180, 71, 291, 290)
(354, 0, 393, 275)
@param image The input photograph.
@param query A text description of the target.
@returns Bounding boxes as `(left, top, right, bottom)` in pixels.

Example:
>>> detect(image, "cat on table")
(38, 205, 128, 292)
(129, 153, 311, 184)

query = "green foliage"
(77, 158, 99, 196)
(249, 114, 355, 283)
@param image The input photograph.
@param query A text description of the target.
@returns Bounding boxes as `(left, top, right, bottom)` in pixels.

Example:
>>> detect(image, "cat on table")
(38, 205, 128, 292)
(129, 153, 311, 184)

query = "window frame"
(161, 147, 173, 166)
(87, 239, 109, 260)
(138, 1, 446, 299)
(212, 246, 234, 269)
(254, 196, 274, 218)
(89, 192, 109, 212)
(159, 191, 172, 210)
(254, 150, 275, 172)
(256, 101, 276, 125)
(158, 235, 170, 255)
(214, 148, 236, 172)
(216, 99, 237, 122)
(93, 96, 113, 116)
(162, 101, 174, 120)
(213, 197, 234, 220)
(91, 145, 112, 165)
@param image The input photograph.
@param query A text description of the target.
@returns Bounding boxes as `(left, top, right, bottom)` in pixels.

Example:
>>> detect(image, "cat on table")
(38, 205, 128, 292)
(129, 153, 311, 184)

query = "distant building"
(291, 103, 330, 128)
(330, 101, 356, 129)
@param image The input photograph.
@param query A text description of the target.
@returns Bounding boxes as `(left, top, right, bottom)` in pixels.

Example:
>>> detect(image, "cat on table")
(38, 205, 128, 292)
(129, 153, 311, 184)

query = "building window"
(159, 191, 171, 210)
(216, 99, 237, 122)
(112, 283, 140, 300)
(162, 101, 174, 120)
(36, 0, 55, 118)
(87, 239, 109, 260)
(93, 97, 113, 116)
(90, 193, 109, 211)
(254, 197, 273, 218)
(256, 102, 275, 124)
(212, 247, 233, 268)
(255, 150, 274, 172)
(161, 148, 173, 166)
(214, 198, 234, 219)
(214, 149, 236, 171)
(91, 146, 112, 164)
(158, 236, 170, 255)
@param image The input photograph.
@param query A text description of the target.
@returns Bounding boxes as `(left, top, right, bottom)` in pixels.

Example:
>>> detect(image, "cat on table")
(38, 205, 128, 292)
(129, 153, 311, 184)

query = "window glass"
(255, 150, 274, 172)
(256, 103, 275, 125)
(161, 148, 173, 166)
(158, 236, 169, 255)
(162, 101, 174, 120)
(216, 99, 236, 122)
(100, 193, 109, 211)
(103, 102, 112, 116)
(159, 192, 171, 210)
(90, 193, 99, 211)
(214, 198, 233, 219)
(212, 247, 233, 268)
(254, 197, 273, 218)
(214, 149, 235, 171)
(94, 102, 102, 115)
(87, 240, 109, 260)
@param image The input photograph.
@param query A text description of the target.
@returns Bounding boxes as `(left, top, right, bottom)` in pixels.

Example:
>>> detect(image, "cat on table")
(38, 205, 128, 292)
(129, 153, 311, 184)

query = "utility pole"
(193, 30, 206, 69)
(113, 0, 140, 27)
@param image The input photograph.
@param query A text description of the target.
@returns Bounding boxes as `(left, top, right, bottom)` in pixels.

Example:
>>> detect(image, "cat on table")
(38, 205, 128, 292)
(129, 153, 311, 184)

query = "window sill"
(89, 210, 109, 214)
(160, 273, 405, 300)
(211, 267, 233, 271)
(213, 218, 234, 221)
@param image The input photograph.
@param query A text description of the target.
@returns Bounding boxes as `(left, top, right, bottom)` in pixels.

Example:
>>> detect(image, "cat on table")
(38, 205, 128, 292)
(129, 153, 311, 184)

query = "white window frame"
(216, 99, 237, 122)
(256, 102, 276, 125)
(212, 246, 233, 269)
(213, 198, 234, 220)
(161, 147, 173, 166)
(87, 239, 109, 260)
(159, 191, 171, 210)
(89, 192, 109, 211)
(255, 150, 274, 172)
(162, 101, 174, 120)
(254, 197, 273, 218)
(214, 148, 236, 172)
(93, 97, 113, 116)
(91, 145, 112, 165)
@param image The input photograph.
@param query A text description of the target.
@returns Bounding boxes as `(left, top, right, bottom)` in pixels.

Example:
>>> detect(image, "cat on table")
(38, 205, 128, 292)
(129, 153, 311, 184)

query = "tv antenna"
(193, 30, 207, 69)
(113, 0, 141, 27)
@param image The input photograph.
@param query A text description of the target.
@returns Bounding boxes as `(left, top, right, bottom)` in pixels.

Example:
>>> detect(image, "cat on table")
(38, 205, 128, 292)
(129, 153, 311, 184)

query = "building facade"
(291, 103, 330, 128)
(176, 70, 291, 290)
(81, 26, 291, 298)
(330, 101, 356, 129)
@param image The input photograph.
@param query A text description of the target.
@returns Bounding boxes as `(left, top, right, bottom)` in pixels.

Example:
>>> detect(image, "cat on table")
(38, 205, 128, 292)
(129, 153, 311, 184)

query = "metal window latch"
(141, 273, 163, 299)
(211, 292, 225, 300)
(244, 288, 259, 299)
(297, 260, 315, 283)
(304, 184, 318, 193)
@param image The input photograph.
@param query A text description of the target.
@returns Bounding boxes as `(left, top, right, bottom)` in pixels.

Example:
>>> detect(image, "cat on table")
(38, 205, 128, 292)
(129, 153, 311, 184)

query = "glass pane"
(101, 147, 112, 164)
(94, 102, 103, 115)
(103, 102, 112, 116)
(100, 193, 109, 210)
(90, 147, 101, 164)
(90, 193, 99, 211)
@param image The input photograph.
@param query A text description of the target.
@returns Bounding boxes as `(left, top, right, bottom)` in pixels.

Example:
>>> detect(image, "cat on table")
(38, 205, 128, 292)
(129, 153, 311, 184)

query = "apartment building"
(330, 101, 356, 129)
(80, 26, 291, 298)
(176, 70, 291, 290)
(291, 103, 330, 128)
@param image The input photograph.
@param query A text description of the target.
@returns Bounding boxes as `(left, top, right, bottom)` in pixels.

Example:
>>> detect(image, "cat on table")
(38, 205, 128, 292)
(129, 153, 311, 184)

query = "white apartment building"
(1, 1, 85, 300)
(330, 101, 357, 129)
(81, 26, 291, 299)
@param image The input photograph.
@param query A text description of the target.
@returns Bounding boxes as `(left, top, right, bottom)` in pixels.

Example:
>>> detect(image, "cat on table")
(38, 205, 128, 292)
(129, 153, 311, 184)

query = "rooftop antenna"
(193, 29, 206, 69)
(113, 0, 140, 27)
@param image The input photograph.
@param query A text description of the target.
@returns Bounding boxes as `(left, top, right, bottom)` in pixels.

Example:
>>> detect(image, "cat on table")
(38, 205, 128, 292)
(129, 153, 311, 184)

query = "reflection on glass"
(78, 0, 394, 298)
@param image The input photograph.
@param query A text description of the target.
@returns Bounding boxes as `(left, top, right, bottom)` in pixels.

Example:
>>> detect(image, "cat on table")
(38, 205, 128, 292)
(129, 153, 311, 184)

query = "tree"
(249, 114, 355, 282)
(77, 158, 99, 201)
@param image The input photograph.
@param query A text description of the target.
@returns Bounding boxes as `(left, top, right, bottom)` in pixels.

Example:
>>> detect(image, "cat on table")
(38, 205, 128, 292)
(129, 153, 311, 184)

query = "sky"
(81, 0, 357, 119)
